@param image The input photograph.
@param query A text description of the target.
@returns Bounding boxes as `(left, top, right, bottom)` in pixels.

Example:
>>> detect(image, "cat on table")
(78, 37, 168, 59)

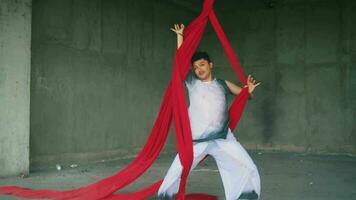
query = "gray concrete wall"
(0, 0, 32, 177)
(30, 0, 196, 166)
(204, 0, 356, 154)
(29, 0, 356, 167)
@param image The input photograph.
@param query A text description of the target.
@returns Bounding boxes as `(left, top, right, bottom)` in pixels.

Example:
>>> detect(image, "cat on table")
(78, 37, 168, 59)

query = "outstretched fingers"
(247, 74, 261, 87)
(170, 24, 184, 34)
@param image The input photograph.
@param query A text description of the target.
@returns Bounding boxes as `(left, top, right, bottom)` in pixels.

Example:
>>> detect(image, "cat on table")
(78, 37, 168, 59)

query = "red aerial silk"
(0, 0, 249, 199)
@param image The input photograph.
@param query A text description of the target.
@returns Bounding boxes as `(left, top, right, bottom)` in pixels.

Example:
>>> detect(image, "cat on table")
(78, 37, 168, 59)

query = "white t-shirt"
(185, 71, 230, 141)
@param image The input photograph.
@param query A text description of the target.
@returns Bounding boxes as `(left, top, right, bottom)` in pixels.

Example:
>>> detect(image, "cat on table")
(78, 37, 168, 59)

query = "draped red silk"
(0, 0, 249, 199)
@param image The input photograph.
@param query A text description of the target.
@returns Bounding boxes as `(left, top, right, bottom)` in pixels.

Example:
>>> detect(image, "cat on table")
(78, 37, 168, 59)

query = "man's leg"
(209, 132, 261, 200)
(157, 142, 210, 199)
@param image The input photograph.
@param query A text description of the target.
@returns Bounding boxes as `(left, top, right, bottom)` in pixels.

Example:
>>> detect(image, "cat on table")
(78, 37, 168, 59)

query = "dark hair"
(191, 51, 211, 65)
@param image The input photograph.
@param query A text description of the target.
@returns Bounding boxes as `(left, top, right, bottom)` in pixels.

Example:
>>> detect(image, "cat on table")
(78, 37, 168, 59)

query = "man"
(157, 24, 261, 200)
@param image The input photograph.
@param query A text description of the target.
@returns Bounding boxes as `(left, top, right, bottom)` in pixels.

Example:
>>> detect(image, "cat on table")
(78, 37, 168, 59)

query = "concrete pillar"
(0, 0, 32, 177)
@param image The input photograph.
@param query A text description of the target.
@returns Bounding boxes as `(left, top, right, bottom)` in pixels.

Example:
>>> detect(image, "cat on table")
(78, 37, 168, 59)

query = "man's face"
(192, 58, 213, 81)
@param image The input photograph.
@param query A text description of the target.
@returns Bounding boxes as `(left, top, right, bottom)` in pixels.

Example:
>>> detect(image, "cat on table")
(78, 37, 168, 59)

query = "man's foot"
(238, 190, 258, 200)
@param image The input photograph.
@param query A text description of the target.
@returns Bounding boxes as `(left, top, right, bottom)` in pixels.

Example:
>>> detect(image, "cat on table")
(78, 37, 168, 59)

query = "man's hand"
(244, 75, 261, 94)
(171, 24, 184, 49)
(170, 24, 184, 35)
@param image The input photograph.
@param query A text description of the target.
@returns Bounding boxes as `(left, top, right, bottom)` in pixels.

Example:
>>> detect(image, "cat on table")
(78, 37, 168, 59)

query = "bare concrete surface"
(0, 151, 356, 200)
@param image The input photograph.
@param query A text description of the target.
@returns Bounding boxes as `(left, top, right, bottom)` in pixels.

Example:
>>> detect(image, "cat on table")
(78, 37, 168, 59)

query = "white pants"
(158, 131, 261, 200)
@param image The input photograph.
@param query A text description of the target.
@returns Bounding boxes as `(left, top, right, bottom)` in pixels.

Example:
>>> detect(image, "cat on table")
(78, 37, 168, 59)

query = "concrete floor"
(0, 151, 355, 200)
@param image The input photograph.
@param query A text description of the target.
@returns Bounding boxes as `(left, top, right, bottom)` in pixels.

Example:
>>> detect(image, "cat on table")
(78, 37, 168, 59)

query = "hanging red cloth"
(0, 0, 249, 199)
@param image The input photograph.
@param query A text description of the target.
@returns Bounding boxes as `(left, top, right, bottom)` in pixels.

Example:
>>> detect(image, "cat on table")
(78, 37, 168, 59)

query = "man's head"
(191, 51, 213, 81)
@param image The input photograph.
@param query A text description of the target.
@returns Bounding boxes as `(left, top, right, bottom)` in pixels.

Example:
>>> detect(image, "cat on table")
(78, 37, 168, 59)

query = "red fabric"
(0, 0, 249, 199)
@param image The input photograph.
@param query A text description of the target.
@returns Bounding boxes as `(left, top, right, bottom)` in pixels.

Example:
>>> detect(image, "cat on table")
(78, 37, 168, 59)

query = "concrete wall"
(30, 0, 197, 166)
(0, 0, 32, 177)
(29, 0, 356, 166)
(204, 0, 356, 154)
